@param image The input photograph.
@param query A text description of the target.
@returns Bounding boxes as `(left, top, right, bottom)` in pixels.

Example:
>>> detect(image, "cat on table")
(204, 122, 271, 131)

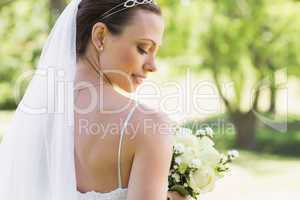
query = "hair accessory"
(100, 0, 154, 20)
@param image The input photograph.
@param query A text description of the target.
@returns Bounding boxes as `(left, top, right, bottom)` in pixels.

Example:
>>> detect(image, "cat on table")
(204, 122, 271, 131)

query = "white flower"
(189, 167, 217, 193)
(172, 173, 181, 182)
(187, 196, 196, 200)
(180, 146, 199, 165)
(174, 143, 185, 154)
(175, 157, 182, 164)
(220, 153, 227, 160)
(195, 129, 206, 137)
(174, 132, 200, 153)
(191, 159, 202, 168)
(186, 147, 193, 153)
(205, 127, 214, 137)
(219, 153, 227, 164)
(197, 146, 220, 167)
(228, 150, 239, 159)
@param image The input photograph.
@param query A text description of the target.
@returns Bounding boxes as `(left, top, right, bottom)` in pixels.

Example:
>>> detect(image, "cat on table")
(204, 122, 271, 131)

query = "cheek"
(116, 45, 142, 73)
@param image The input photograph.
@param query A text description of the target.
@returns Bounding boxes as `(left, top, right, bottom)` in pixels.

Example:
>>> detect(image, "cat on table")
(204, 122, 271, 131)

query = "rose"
(190, 159, 202, 168)
(197, 146, 220, 167)
(174, 129, 200, 152)
(197, 137, 220, 167)
(188, 167, 217, 193)
(173, 132, 202, 173)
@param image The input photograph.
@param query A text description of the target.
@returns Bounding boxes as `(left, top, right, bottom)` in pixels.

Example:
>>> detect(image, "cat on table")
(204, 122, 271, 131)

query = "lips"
(132, 74, 146, 85)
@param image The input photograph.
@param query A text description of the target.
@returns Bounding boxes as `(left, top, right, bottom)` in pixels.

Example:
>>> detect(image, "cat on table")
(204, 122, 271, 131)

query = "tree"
(197, 0, 300, 149)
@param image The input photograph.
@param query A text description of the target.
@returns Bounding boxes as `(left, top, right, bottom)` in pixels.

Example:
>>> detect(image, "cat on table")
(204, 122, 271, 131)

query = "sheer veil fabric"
(0, 0, 82, 199)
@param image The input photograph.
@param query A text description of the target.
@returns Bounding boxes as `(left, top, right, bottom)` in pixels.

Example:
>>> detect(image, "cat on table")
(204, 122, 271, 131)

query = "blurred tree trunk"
(231, 111, 257, 149)
(268, 74, 276, 114)
(267, 63, 277, 114)
(212, 67, 258, 150)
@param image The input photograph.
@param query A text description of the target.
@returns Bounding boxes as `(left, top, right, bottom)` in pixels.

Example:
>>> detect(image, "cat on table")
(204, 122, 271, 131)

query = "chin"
(126, 84, 139, 93)
(114, 83, 138, 94)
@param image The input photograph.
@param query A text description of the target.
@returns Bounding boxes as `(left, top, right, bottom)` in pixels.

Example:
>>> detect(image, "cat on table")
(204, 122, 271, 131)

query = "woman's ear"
(91, 22, 107, 52)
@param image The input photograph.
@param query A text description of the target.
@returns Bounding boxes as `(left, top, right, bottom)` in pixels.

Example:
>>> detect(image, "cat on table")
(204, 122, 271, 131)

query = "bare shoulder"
(131, 103, 175, 146)
(126, 103, 175, 199)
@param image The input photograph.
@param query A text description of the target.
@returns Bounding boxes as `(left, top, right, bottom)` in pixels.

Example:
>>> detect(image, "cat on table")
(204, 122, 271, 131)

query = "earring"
(99, 40, 104, 52)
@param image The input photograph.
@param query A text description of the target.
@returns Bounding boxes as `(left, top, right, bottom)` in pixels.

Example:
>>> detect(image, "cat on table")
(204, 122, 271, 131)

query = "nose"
(143, 57, 158, 73)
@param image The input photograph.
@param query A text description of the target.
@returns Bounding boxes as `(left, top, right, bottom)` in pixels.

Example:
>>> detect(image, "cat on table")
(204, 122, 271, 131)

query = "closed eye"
(137, 46, 148, 55)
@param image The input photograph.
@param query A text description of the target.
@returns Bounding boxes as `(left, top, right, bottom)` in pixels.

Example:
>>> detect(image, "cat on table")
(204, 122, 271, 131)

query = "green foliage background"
(0, 1, 299, 197)
(0, 0, 49, 109)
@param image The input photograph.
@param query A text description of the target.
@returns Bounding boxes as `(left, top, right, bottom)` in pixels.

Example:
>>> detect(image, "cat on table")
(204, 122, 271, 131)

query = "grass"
(203, 150, 300, 200)
(233, 150, 300, 176)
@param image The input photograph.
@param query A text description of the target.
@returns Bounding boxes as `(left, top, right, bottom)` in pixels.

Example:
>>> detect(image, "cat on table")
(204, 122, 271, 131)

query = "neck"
(75, 56, 112, 91)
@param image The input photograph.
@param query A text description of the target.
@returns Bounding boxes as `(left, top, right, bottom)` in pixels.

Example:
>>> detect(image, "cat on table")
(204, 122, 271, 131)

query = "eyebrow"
(139, 38, 162, 47)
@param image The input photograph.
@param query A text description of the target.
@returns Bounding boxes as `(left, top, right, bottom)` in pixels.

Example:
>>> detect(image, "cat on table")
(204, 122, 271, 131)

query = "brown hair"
(76, 0, 162, 58)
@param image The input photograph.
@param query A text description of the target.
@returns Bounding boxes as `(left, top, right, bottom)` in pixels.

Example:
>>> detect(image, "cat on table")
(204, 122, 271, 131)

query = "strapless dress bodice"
(77, 188, 128, 200)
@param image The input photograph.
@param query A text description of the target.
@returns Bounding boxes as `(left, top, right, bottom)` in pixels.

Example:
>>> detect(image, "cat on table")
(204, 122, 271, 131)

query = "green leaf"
(170, 185, 189, 197)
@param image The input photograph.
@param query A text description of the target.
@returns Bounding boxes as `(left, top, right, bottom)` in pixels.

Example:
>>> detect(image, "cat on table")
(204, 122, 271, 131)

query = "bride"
(0, 0, 186, 200)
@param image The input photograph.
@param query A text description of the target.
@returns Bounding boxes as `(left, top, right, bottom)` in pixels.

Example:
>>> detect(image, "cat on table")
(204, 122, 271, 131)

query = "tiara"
(100, 0, 154, 20)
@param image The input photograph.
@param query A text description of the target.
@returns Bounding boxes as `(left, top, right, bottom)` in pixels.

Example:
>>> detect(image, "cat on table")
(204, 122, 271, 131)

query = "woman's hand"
(167, 191, 188, 200)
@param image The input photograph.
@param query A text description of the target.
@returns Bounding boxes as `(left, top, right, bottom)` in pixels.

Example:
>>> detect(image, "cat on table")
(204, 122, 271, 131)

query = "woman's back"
(74, 79, 173, 200)
(74, 81, 137, 193)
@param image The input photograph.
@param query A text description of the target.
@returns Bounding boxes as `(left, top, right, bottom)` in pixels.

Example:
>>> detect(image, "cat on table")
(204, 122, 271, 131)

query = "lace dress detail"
(77, 103, 137, 200)
(77, 188, 128, 200)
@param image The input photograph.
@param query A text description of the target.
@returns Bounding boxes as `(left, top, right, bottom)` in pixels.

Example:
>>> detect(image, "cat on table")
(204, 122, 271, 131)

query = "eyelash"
(137, 46, 148, 55)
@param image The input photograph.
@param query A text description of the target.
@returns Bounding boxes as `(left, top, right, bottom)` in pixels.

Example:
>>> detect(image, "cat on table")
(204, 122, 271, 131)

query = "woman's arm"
(126, 112, 173, 200)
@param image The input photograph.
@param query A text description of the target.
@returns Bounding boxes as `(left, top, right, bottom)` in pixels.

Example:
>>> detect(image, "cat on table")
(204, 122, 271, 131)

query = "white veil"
(0, 0, 81, 199)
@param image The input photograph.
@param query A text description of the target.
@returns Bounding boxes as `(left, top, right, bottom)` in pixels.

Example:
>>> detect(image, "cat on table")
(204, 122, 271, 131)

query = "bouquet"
(168, 126, 239, 200)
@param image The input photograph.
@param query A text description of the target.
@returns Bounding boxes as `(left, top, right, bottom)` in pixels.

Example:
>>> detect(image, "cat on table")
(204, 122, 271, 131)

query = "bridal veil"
(0, 0, 81, 199)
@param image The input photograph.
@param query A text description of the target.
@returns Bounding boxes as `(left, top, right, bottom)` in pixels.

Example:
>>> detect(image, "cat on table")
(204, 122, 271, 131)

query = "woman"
(0, 0, 186, 199)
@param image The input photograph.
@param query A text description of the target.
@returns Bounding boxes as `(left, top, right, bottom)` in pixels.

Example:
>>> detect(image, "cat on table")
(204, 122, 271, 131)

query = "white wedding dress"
(77, 188, 127, 200)
(76, 103, 138, 200)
